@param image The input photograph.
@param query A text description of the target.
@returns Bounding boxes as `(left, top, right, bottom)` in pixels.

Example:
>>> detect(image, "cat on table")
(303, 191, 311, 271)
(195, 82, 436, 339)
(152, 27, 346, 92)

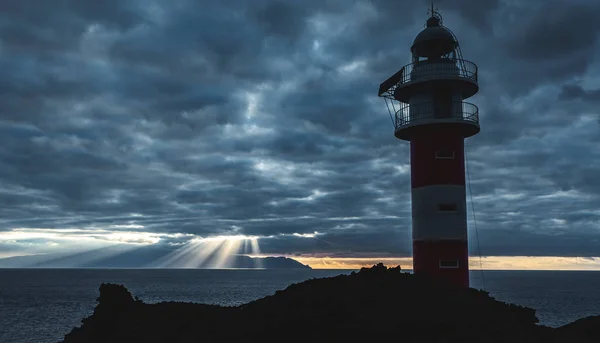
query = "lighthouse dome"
(411, 20, 456, 58)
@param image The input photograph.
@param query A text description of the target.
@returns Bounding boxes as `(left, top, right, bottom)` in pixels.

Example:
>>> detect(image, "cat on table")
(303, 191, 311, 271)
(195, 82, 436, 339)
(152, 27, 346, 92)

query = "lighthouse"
(377, 7, 479, 287)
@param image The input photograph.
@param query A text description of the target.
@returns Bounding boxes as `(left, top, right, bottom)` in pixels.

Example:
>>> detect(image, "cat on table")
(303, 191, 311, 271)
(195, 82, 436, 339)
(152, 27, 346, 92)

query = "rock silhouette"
(60, 264, 599, 343)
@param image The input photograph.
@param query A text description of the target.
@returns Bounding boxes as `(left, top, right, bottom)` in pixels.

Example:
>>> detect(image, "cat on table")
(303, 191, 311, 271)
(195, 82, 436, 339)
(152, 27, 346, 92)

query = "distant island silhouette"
(0, 253, 310, 269)
(59, 264, 599, 343)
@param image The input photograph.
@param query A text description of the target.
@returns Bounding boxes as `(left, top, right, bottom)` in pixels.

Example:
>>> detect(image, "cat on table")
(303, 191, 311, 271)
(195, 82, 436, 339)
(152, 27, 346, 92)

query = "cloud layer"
(1, 0, 599, 261)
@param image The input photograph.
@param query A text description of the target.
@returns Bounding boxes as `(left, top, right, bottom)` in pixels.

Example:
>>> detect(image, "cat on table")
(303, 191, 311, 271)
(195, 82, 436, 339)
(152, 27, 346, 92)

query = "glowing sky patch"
(337, 60, 366, 74)
(292, 256, 600, 271)
(0, 228, 187, 248)
(244, 91, 260, 120)
(253, 159, 299, 185)
(293, 232, 320, 238)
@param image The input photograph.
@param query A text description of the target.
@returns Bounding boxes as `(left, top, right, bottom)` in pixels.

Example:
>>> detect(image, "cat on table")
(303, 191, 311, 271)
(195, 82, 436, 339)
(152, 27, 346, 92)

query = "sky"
(1, 0, 600, 270)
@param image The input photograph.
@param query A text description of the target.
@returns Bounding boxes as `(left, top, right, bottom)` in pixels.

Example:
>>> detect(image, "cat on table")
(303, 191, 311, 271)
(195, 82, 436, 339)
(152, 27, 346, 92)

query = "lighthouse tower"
(377, 7, 479, 287)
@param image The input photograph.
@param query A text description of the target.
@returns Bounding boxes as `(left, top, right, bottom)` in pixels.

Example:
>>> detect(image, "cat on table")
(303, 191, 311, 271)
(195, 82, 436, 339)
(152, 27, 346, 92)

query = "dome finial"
(426, 2, 442, 27)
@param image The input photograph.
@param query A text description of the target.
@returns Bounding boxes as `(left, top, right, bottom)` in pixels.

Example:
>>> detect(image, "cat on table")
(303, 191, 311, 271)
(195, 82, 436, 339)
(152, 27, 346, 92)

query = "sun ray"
(33, 244, 140, 268)
(186, 240, 225, 268)
(149, 235, 263, 269)
(211, 239, 243, 268)
(250, 238, 263, 269)
(242, 239, 249, 255)
(152, 241, 202, 268)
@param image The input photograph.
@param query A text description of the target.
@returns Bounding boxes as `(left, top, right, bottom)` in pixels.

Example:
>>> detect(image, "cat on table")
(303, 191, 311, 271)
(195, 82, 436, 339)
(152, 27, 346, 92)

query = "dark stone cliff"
(60, 264, 599, 343)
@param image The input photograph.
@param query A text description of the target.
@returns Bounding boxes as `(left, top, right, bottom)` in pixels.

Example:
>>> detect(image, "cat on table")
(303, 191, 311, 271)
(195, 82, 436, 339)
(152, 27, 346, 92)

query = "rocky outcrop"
(60, 264, 599, 343)
(556, 315, 600, 342)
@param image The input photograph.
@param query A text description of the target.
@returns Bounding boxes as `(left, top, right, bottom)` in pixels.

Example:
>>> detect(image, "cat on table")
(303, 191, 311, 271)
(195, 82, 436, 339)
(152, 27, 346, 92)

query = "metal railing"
(394, 101, 479, 130)
(412, 59, 477, 82)
(378, 59, 478, 100)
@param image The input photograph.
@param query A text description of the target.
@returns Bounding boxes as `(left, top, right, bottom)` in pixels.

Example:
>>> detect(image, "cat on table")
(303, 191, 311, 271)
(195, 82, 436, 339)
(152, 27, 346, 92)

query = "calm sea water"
(0, 269, 599, 343)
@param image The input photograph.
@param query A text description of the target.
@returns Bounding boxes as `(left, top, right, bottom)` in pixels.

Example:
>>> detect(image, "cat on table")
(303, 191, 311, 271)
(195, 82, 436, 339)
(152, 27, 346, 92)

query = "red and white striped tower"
(378, 7, 480, 287)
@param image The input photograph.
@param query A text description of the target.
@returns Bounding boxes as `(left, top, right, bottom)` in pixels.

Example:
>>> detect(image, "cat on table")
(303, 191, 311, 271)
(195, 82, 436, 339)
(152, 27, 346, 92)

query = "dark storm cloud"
(0, 0, 142, 54)
(559, 84, 600, 103)
(432, 0, 501, 33)
(503, 1, 600, 61)
(0, 0, 599, 260)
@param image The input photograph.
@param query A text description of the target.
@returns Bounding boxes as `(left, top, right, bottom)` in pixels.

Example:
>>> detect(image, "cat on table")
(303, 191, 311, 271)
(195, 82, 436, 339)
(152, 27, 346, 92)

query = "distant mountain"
(0, 248, 311, 269)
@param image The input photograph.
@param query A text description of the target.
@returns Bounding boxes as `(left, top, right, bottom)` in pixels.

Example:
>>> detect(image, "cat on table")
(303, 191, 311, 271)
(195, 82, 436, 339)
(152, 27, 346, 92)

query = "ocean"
(0, 269, 599, 343)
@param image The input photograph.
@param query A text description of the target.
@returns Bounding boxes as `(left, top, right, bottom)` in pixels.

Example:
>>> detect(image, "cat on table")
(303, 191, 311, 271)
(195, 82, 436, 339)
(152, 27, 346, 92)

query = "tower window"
(438, 203, 457, 212)
(439, 259, 459, 268)
(435, 150, 455, 159)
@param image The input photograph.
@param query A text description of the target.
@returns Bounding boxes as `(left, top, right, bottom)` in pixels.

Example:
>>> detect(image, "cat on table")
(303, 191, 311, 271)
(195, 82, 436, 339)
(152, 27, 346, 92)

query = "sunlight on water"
(152, 235, 262, 269)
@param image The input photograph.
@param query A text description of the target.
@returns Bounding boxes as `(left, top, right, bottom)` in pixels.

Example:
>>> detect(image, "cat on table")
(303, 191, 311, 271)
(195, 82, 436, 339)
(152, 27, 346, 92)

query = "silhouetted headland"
(60, 264, 599, 343)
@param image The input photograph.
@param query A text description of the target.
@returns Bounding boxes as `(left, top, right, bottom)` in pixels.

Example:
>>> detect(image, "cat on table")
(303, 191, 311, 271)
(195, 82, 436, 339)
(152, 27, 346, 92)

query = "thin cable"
(384, 97, 395, 127)
(390, 98, 398, 117)
(465, 144, 486, 290)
